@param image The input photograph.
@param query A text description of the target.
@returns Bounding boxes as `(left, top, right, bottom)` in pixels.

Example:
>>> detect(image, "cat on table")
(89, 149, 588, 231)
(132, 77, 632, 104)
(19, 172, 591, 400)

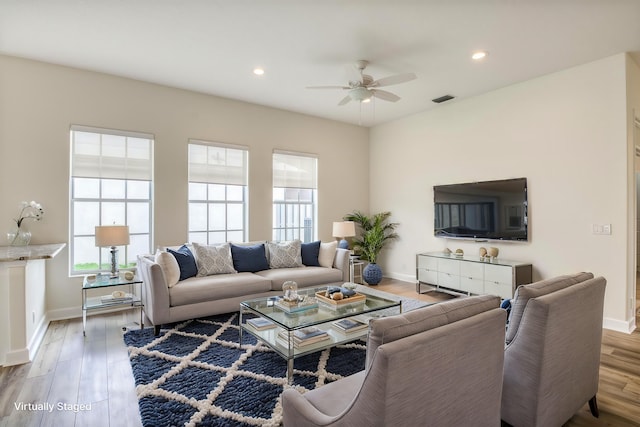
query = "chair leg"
(588, 395, 599, 418)
(154, 325, 161, 336)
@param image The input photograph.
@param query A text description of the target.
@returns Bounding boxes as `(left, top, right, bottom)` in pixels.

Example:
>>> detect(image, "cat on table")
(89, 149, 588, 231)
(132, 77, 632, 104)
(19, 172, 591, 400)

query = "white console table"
(416, 251, 532, 299)
(0, 243, 65, 366)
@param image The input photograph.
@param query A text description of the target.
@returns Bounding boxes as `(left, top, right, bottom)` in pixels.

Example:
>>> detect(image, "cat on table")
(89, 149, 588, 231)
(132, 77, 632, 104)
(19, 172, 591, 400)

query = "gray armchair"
(501, 273, 607, 427)
(282, 295, 507, 427)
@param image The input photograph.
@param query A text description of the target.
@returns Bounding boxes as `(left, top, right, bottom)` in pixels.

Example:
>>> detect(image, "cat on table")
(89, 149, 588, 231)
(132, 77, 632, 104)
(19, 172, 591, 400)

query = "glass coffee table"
(239, 284, 402, 384)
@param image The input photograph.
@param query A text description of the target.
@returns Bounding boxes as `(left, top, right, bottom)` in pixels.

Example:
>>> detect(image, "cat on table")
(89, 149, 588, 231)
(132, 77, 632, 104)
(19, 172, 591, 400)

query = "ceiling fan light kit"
(349, 87, 373, 102)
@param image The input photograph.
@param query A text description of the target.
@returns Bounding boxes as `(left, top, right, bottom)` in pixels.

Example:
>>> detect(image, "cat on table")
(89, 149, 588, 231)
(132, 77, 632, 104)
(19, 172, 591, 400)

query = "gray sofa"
(137, 244, 350, 335)
(283, 295, 507, 426)
(501, 272, 607, 427)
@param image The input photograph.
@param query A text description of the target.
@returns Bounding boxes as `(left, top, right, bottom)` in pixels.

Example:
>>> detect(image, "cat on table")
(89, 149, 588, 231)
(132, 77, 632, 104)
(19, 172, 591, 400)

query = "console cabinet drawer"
(418, 269, 438, 285)
(417, 255, 438, 270)
(484, 281, 513, 300)
(460, 262, 483, 279)
(438, 271, 460, 289)
(438, 259, 460, 275)
(460, 277, 484, 294)
(485, 264, 513, 285)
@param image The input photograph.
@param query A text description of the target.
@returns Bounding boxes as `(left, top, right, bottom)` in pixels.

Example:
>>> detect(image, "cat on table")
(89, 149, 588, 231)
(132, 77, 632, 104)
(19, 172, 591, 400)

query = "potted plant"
(343, 211, 398, 285)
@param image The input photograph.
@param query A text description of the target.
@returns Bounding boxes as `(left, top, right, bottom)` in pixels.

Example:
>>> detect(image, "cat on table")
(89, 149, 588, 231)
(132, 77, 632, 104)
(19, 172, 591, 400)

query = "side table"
(82, 274, 144, 336)
(350, 257, 364, 284)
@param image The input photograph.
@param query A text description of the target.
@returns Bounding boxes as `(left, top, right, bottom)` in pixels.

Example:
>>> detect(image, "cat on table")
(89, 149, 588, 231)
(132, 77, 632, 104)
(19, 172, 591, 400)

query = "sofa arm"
(334, 248, 350, 282)
(137, 255, 171, 327)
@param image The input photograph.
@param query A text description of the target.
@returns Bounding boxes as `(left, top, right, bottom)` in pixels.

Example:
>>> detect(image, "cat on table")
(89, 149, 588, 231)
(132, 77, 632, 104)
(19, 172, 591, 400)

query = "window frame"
(188, 140, 249, 244)
(272, 150, 318, 243)
(69, 126, 154, 276)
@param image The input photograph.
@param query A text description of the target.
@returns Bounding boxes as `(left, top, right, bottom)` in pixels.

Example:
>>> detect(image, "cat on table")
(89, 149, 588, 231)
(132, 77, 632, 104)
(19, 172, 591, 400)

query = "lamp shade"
(95, 225, 130, 247)
(332, 221, 356, 238)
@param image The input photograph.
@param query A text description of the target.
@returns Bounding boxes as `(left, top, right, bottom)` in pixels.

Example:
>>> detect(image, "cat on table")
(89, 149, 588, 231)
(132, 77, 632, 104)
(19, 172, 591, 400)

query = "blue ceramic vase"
(363, 263, 382, 285)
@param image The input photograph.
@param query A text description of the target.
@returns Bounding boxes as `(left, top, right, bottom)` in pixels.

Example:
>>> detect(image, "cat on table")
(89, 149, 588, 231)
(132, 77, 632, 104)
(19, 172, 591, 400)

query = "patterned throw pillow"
(267, 240, 302, 268)
(192, 242, 237, 276)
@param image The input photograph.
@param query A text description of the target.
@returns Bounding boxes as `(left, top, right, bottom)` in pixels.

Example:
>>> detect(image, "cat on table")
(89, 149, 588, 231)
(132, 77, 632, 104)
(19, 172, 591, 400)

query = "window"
(272, 151, 317, 242)
(188, 141, 248, 244)
(70, 126, 153, 275)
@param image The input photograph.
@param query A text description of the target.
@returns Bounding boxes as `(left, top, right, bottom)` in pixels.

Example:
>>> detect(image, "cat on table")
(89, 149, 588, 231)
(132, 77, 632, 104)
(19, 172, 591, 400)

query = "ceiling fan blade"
(371, 73, 417, 88)
(338, 95, 352, 106)
(371, 89, 400, 102)
(306, 85, 350, 90)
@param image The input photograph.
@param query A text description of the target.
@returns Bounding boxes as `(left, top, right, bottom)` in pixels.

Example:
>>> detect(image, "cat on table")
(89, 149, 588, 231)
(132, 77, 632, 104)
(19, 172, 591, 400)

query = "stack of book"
(246, 317, 276, 331)
(100, 293, 133, 304)
(331, 317, 369, 334)
(277, 326, 330, 348)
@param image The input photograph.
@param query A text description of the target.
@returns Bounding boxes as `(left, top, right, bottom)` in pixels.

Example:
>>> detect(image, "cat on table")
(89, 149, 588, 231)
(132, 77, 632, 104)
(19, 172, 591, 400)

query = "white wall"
(370, 54, 633, 331)
(0, 54, 369, 318)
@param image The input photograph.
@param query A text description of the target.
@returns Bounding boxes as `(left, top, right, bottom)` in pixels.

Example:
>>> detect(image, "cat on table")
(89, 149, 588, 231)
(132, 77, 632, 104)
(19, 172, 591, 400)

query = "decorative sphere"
(488, 247, 499, 258)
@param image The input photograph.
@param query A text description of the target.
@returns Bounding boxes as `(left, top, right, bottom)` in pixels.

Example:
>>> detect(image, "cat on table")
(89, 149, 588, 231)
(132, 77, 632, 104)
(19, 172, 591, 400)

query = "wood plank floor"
(1, 278, 638, 426)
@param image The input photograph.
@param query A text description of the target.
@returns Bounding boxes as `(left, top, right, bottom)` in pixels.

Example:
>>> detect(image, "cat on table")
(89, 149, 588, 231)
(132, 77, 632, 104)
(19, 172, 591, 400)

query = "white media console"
(416, 252, 532, 299)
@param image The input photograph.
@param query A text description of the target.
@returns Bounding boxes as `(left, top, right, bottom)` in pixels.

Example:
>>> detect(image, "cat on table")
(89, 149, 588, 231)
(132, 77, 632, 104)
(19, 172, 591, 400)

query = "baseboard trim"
(3, 348, 30, 366)
(47, 306, 81, 322)
(385, 272, 415, 284)
(603, 316, 636, 334)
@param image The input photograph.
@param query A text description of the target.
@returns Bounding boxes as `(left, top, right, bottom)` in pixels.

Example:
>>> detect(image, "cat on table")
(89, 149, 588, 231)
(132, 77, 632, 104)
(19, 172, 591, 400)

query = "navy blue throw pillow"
(301, 241, 321, 267)
(230, 243, 270, 273)
(167, 245, 198, 281)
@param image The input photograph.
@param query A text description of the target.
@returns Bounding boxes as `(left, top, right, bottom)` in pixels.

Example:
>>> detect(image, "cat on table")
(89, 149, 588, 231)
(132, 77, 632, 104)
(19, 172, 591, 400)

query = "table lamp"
(95, 225, 130, 278)
(332, 221, 356, 250)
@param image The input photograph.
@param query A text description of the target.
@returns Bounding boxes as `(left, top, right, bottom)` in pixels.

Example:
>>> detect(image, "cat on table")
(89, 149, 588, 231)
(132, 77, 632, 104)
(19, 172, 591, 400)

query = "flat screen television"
(434, 178, 528, 241)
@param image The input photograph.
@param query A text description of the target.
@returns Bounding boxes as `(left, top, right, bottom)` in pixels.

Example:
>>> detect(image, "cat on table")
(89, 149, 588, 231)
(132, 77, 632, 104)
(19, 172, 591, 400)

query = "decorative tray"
(315, 291, 366, 306)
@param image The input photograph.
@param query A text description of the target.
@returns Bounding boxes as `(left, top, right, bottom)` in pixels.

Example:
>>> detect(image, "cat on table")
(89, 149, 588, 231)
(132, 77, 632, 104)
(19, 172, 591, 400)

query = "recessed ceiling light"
(253, 67, 265, 76)
(472, 51, 488, 60)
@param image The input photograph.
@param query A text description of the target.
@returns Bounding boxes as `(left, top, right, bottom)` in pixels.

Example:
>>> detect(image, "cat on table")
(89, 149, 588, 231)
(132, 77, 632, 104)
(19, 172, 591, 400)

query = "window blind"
(189, 141, 248, 186)
(273, 151, 317, 189)
(70, 126, 153, 180)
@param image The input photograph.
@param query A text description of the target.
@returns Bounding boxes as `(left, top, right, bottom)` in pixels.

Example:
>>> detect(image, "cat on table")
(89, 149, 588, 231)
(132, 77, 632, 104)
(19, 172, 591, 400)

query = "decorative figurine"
(488, 247, 499, 259)
(479, 247, 487, 258)
(282, 281, 299, 302)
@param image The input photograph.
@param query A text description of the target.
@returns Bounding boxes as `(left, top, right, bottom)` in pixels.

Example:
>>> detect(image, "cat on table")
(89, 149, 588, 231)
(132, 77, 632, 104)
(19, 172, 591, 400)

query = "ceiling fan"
(307, 60, 416, 106)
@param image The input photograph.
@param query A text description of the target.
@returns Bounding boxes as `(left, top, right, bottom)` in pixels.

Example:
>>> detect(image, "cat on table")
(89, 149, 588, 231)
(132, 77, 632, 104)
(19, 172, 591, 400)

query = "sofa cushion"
(155, 250, 180, 287)
(318, 241, 337, 268)
(267, 240, 302, 268)
(192, 242, 237, 276)
(230, 243, 270, 273)
(505, 272, 594, 344)
(169, 273, 272, 307)
(167, 245, 198, 281)
(366, 295, 500, 368)
(256, 266, 343, 291)
(301, 241, 321, 267)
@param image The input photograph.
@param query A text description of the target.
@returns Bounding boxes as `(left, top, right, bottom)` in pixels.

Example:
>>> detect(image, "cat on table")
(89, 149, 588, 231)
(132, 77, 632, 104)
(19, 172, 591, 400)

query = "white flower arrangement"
(14, 200, 44, 228)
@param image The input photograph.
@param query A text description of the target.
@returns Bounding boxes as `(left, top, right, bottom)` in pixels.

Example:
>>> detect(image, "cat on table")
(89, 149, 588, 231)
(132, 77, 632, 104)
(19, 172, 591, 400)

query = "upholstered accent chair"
(501, 273, 607, 427)
(282, 295, 506, 427)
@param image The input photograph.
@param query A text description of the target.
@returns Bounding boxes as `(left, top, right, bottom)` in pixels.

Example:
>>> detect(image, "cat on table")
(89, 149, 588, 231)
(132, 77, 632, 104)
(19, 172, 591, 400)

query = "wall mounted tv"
(434, 178, 528, 241)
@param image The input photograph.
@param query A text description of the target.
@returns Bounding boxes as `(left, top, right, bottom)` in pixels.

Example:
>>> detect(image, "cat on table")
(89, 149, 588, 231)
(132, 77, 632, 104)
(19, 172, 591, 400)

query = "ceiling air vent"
(432, 95, 455, 104)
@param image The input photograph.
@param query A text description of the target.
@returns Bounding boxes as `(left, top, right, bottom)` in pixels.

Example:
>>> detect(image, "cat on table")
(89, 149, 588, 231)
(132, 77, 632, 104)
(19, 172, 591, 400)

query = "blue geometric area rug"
(123, 313, 366, 427)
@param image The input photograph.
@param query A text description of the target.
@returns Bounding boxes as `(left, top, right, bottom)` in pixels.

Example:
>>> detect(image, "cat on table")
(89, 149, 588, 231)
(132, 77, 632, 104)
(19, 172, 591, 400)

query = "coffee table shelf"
(239, 284, 401, 384)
